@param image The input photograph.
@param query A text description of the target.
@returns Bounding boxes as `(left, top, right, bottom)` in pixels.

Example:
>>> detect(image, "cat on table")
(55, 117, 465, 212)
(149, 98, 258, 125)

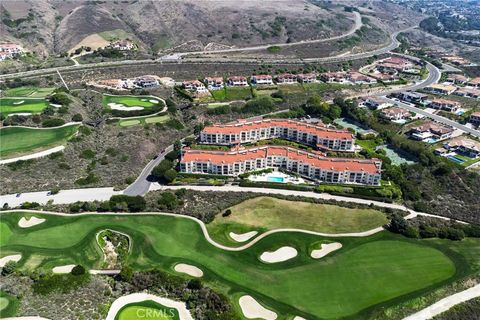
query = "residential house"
(347, 72, 377, 85)
(409, 121, 454, 142)
(379, 107, 411, 121)
(425, 84, 457, 95)
(183, 80, 208, 93)
(276, 73, 298, 84)
(97, 79, 125, 90)
(467, 77, 480, 88)
(453, 87, 480, 99)
(446, 74, 468, 85)
(429, 98, 461, 113)
(227, 76, 248, 87)
(180, 145, 382, 186)
(200, 118, 355, 152)
(134, 75, 159, 88)
(319, 72, 348, 84)
(395, 91, 429, 104)
(360, 96, 391, 110)
(370, 73, 401, 83)
(297, 73, 317, 83)
(205, 77, 224, 90)
(109, 40, 135, 51)
(469, 112, 480, 127)
(0, 43, 24, 60)
(444, 136, 480, 158)
(251, 74, 273, 85)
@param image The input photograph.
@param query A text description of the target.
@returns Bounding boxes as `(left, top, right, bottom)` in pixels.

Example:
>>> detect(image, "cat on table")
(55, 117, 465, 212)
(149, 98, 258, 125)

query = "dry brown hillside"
(1, 0, 356, 56)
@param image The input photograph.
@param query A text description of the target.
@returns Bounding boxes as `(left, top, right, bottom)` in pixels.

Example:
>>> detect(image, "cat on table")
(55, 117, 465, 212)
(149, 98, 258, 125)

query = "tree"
(304, 94, 330, 116)
(222, 209, 232, 217)
(1, 261, 18, 276)
(165, 98, 177, 113)
(151, 159, 173, 180)
(158, 192, 178, 210)
(163, 169, 178, 183)
(119, 265, 133, 282)
(72, 113, 83, 122)
(387, 215, 408, 234)
(71, 265, 86, 275)
(50, 92, 72, 106)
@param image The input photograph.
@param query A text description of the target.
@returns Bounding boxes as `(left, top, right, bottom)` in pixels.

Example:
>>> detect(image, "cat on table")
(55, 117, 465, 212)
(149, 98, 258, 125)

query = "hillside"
(1, 0, 355, 57)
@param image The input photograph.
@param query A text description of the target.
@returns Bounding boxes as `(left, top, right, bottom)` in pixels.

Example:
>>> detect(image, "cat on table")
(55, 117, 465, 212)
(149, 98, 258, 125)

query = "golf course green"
(103, 95, 164, 109)
(1, 210, 474, 319)
(115, 300, 180, 320)
(0, 125, 79, 159)
(0, 98, 50, 116)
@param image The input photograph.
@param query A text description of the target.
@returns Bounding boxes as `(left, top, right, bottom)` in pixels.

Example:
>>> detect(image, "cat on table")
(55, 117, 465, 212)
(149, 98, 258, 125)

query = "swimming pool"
(447, 156, 465, 164)
(424, 138, 438, 144)
(267, 176, 285, 183)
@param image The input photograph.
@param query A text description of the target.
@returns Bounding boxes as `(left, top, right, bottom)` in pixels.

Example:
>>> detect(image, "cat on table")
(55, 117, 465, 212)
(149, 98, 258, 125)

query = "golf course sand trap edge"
(260, 246, 298, 263)
(18, 216, 46, 228)
(12, 100, 25, 105)
(105, 292, 194, 320)
(52, 264, 76, 274)
(311, 242, 343, 259)
(0, 254, 22, 267)
(239, 295, 277, 320)
(149, 99, 159, 103)
(174, 263, 203, 277)
(229, 231, 258, 242)
(108, 103, 144, 111)
(293, 317, 306, 320)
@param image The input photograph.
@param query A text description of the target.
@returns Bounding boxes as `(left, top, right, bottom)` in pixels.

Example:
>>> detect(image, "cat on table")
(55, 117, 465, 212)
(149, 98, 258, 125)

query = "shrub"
(71, 265, 86, 275)
(222, 209, 232, 217)
(109, 195, 146, 212)
(75, 173, 99, 186)
(157, 192, 178, 210)
(1, 261, 18, 276)
(42, 118, 65, 127)
(80, 149, 96, 159)
(72, 113, 83, 122)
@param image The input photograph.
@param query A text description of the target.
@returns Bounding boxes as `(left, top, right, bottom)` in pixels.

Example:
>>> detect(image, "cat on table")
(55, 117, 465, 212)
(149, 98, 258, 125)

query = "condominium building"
(200, 119, 355, 151)
(180, 145, 382, 185)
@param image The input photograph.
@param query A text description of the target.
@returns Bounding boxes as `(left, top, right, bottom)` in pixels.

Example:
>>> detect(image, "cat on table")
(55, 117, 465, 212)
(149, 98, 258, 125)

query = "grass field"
(210, 87, 253, 101)
(0, 291, 18, 318)
(0, 98, 50, 116)
(3, 87, 56, 98)
(0, 125, 79, 159)
(208, 196, 389, 245)
(118, 114, 170, 127)
(1, 211, 473, 319)
(103, 95, 163, 109)
(115, 300, 180, 320)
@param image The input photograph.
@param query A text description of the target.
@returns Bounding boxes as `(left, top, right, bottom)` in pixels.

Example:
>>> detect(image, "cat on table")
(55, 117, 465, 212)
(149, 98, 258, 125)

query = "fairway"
(0, 98, 50, 116)
(210, 87, 253, 101)
(208, 196, 389, 245)
(118, 114, 170, 127)
(0, 211, 465, 319)
(116, 301, 180, 320)
(0, 125, 79, 159)
(3, 87, 56, 98)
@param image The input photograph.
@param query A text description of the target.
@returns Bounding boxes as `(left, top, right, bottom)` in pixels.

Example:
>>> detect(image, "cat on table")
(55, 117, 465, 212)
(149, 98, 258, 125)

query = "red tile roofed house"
(467, 77, 480, 88)
(276, 73, 298, 84)
(347, 72, 377, 85)
(251, 74, 273, 85)
(227, 76, 248, 87)
(319, 72, 348, 84)
(382, 56, 413, 67)
(180, 145, 382, 185)
(446, 74, 468, 85)
(379, 107, 411, 121)
(429, 98, 461, 112)
(200, 118, 355, 151)
(425, 84, 457, 95)
(453, 87, 480, 99)
(183, 80, 207, 93)
(297, 73, 317, 83)
(0, 43, 24, 55)
(469, 112, 480, 127)
(205, 77, 224, 89)
(409, 121, 454, 142)
(369, 73, 401, 83)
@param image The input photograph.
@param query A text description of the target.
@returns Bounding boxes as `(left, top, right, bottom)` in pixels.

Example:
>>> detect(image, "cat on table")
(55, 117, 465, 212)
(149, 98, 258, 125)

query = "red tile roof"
(202, 119, 353, 140)
(182, 145, 381, 174)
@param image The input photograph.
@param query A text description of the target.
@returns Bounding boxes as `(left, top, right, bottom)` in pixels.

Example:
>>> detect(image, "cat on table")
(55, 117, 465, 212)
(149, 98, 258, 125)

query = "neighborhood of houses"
(0, 43, 25, 61)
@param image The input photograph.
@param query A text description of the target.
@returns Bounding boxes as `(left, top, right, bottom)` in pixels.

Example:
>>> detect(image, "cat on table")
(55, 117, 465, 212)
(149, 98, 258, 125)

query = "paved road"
(403, 284, 480, 320)
(123, 145, 174, 196)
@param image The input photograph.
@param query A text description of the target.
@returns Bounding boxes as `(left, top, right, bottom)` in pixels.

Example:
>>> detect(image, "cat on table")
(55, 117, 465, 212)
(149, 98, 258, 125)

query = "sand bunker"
(293, 317, 306, 320)
(0, 254, 22, 267)
(52, 264, 76, 274)
(311, 242, 342, 259)
(174, 263, 203, 277)
(260, 246, 297, 263)
(13, 100, 25, 105)
(149, 99, 159, 103)
(229, 231, 258, 242)
(7, 112, 32, 117)
(18, 216, 46, 228)
(239, 295, 277, 320)
(50, 103, 62, 108)
(108, 103, 144, 111)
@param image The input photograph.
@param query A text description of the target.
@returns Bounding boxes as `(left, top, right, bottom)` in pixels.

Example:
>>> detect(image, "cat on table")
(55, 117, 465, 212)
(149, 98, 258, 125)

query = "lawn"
(1, 210, 469, 319)
(118, 114, 170, 127)
(103, 95, 164, 110)
(210, 87, 253, 101)
(0, 125, 79, 159)
(3, 87, 56, 98)
(0, 98, 50, 116)
(115, 300, 180, 320)
(208, 197, 388, 245)
(0, 291, 18, 318)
